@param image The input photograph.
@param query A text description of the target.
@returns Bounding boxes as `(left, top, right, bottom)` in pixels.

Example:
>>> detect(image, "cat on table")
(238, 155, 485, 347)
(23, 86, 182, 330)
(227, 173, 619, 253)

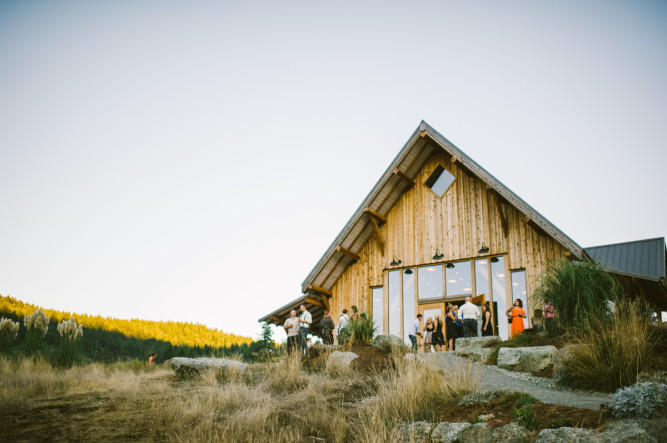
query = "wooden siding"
(328, 148, 569, 331)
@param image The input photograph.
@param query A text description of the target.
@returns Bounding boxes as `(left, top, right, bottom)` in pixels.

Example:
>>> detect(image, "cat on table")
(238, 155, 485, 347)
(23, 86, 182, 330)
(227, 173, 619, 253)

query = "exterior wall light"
(479, 242, 490, 254)
(390, 256, 402, 266)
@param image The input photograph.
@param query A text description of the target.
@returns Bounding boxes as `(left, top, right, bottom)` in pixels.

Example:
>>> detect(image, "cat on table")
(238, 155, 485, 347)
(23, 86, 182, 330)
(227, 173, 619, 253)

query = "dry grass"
(560, 299, 661, 392)
(0, 351, 478, 442)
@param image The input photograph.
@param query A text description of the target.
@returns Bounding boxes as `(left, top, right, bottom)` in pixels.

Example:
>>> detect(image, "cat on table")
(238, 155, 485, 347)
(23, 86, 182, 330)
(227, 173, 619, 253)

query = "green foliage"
(492, 391, 536, 408)
(514, 404, 538, 430)
(547, 413, 573, 428)
(470, 413, 483, 424)
(349, 314, 377, 346)
(534, 260, 622, 333)
(0, 317, 20, 354)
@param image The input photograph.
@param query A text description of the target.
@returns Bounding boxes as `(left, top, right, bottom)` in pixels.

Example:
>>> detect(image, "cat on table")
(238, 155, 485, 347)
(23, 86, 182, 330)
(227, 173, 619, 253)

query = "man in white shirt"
(408, 314, 423, 352)
(459, 296, 481, 337)
(283, 310, 300, 354)
(336, 309, 351, 345)
(298, 304, 312, 353)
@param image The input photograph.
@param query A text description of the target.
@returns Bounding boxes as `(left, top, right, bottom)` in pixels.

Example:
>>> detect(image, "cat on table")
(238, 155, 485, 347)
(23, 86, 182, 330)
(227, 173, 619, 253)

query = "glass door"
(419, 302, 444, 353)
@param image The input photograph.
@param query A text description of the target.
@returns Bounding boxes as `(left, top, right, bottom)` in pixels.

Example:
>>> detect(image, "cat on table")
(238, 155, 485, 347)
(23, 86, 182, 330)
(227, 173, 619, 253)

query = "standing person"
(459, 296, 480, 338)
(298, 304, 312, 353)
(481, 302, 493, 336)
(432, 316, 444, 352)
(320, 310, 335, 345)
(506, 299, 526, 337)
(446, 305, 457, 351)
(284, 310, 300, 354)
(423, 317, 434, 353)
(408, 314, 422, 353)
(350, 305, 360, 322)
(454, 305, 464, 340)
(336, 309, 351, 345)
(148, 352, 157, 365)
(543, 301, 556, 332)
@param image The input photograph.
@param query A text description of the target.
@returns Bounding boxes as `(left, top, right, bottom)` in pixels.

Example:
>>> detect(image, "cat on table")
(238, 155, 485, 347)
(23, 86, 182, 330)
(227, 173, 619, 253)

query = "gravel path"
(416, 352, 612, 410)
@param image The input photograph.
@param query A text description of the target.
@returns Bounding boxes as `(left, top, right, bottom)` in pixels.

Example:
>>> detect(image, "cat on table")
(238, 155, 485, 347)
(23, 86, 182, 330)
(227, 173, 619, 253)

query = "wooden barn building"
(260, 121, 667, 343)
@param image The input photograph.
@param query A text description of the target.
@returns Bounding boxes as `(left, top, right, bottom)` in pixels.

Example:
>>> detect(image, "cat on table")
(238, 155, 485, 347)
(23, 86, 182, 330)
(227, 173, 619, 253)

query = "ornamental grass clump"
(24, 309, 49, 354)
(534, 259, 623, 334)
(349, 314, 378, 346)
(0, 317, 20, 353)
(55, 318, 83, 367)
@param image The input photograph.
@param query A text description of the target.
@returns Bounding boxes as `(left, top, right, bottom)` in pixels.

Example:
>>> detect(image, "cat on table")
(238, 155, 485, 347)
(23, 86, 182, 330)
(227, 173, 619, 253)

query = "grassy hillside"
(0, 295, 251, 348)
(0, 295, 260, 363)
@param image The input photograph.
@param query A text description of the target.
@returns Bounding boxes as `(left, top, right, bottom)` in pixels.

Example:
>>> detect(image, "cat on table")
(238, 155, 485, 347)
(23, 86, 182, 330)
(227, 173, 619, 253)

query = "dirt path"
(417, 352, 612, 410)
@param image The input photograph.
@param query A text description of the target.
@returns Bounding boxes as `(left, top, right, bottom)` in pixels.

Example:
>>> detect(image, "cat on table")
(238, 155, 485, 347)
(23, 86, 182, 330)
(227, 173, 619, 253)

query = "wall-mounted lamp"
(432, 249, 444, 260)
(445, 263, 455, 269)
(490, 256, 499, 263)
(390, 256, 402, 266)
(404, 268, 413, 275)
(479, 242, 490, 254)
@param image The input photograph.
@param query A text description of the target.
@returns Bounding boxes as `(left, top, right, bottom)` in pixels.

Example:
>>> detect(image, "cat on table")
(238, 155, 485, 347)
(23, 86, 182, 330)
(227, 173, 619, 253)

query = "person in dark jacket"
(320, 310, 335, 345)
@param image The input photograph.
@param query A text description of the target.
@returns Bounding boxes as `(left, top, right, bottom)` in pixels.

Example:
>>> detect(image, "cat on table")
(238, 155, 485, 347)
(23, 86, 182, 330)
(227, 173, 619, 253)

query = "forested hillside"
(0, 295, 252, 349)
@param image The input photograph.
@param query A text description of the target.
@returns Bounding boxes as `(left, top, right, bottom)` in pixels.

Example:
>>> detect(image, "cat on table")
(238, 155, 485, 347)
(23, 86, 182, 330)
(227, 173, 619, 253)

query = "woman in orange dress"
(506, 299, 526, 337)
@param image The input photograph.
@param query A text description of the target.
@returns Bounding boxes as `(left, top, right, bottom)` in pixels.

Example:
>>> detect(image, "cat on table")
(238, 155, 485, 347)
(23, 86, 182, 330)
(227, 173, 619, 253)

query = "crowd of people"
(278, 297, 556, 355)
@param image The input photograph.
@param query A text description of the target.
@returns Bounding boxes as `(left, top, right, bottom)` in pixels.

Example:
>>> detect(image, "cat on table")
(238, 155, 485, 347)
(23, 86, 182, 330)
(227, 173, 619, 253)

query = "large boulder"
(326, 351, 358, 371)
(535, 427, 601, 443)
(168, 357, 246, 379)
(455, 336, 500, 363)
(394, 421, 433, 442)
(431, 422, 471, 442)
(458, 422, 494, 443)
(602, 420, 657, 443)
(493, 422, 531, 442)
(497, 346, 557, 374)
(373, 334, 406, 354)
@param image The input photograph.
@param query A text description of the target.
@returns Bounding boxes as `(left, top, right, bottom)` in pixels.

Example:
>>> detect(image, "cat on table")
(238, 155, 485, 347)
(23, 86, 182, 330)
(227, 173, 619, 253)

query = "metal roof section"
(584, 237, 667, 282)
(299, 120, 588, 294)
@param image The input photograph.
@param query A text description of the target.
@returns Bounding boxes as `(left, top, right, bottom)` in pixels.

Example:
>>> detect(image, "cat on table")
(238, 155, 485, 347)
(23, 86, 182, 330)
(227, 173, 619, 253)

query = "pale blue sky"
(1, 1, 665, 340)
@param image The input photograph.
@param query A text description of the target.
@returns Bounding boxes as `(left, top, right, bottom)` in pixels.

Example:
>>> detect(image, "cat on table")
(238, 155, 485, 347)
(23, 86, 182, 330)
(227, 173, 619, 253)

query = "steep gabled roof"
(301, 121, 588, 294)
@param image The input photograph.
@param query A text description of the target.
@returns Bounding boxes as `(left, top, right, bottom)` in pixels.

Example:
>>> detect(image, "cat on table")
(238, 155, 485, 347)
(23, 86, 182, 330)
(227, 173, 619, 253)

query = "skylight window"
(425, 165, 455, 197)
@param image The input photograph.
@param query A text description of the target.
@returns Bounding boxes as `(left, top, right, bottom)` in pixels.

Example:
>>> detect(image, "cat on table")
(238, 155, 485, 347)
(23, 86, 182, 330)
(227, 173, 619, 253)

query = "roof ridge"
(585, 237, 666, 249)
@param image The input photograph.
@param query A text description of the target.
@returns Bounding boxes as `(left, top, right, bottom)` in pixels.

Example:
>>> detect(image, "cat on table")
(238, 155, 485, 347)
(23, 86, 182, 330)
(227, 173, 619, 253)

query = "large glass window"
(491, 257, 509, 340)
(512, 270, 528, 330)
(403, 269, 415, 345)
(446, 261, 473, 297)
(475, 259, 489, 297)
(418, 265, 443, 300)
(372, 287, 384, 337)
(388, 271, 401, 337)
(425, 165, 456, 198)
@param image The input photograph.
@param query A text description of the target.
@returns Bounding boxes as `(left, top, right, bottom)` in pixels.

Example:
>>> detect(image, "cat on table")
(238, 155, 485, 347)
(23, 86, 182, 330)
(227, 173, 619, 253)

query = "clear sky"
(1, 1, 665, 341)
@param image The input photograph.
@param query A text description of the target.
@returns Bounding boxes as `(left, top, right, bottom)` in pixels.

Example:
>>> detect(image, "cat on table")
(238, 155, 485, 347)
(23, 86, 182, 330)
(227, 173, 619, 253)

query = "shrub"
(0, 317, 20, 353)
(548, 414, 573, 428)
(349, 314, 378, 346)
(514, 404, 538, 430)
(534, 260, 622, 333)
(559, 299, 659, 392)
(611, 382, 667, 418)
(23, 309, 49, 354)
(54, 318, 83, 367)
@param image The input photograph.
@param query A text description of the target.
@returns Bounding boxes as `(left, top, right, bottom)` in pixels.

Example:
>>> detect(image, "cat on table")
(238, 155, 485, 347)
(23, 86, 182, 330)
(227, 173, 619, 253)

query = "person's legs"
(409, 335, 417, 353)
(463, 319, 471, 337)
(470, 320, 478, 337)
(298, 329, 308, 353)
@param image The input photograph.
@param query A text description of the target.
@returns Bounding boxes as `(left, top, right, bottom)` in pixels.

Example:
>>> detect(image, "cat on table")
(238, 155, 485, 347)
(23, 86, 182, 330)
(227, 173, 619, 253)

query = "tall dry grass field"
(0, 352, 478, 442)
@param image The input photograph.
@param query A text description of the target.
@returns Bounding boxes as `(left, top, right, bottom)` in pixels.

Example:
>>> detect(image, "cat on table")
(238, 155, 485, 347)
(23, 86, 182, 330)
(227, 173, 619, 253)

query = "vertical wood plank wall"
(328, 149, 570, 330)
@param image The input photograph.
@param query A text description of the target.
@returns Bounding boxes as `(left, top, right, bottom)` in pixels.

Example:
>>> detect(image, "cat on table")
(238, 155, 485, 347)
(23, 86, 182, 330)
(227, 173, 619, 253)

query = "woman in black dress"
(481, 302, 493, 336)
(445, 304, 458, 351)
(432, 316, 445, 352)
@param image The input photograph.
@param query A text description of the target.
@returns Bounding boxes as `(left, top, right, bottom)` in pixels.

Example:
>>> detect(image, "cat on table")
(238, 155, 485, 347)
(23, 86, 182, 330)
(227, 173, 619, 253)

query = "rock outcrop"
(454, 336, 500, 363)
(497, 345, 557, 374)
(167, 357, 246, 379)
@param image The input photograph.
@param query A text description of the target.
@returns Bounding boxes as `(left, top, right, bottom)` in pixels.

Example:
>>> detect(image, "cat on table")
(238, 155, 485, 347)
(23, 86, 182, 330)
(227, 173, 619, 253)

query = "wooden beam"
(490, 190, 508, 237)
(307, 285, 332, 297)
(393, 168, 415, 187)
(305, 297, 324, 308)
(272, 316, 283, 325)
(363, 208, 387, 224)
(320, 293, 330, 311)
(524, 215, 531, 223)
(420, 130, 427, 137)
(336, 245, 360, 261)
(451, 156, 458, 164)
(368, 214, 385, 253)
